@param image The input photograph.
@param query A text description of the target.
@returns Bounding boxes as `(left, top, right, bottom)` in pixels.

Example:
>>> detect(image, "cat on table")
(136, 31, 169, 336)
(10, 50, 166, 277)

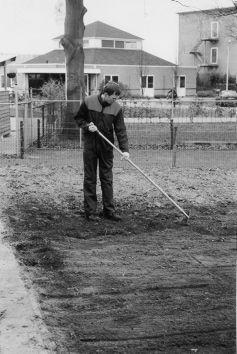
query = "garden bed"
(0, 150, 236, 352)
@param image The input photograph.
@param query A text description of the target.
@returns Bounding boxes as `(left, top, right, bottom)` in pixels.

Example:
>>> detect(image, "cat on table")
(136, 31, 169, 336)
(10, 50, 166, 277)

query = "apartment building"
(178, 6, 237, 88)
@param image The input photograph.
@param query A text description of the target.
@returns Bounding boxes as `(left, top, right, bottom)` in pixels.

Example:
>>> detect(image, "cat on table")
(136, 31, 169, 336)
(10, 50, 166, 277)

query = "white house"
(8, 21, 197, 97)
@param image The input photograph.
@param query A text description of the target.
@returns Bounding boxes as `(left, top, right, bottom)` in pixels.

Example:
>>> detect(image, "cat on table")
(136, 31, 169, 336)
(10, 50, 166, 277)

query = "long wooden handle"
(97, 130, 189, 219)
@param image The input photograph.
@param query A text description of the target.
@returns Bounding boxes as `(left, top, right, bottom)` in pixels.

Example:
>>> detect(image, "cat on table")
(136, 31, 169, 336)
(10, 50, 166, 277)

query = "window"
(142, 75, 153, 88)
(125, 41, 137, 49)
(211, 22, 218, 38)
(180, 76, 186, 88)
(148, 76, 153, 88)
(102, 40, 114, 48)
(29, 74, 42, 79)
(104, 75, 119, 84)
(112, 75, 119, 83)
(115, 41, 124, 48)
(211, 47, 218, 64)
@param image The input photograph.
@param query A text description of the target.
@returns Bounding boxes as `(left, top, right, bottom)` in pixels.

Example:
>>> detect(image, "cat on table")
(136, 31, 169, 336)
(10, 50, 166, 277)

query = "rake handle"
(97, 130, 189, 219)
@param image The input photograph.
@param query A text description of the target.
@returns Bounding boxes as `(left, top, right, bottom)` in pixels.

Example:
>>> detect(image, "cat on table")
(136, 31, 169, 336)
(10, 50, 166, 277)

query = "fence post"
(42, 105, 45, 137)
(29, 88, 33, 143)
(52, 102, 56, 134)
(170, 118, 174, 149)
(37, 119, 41, 148)
(20, 121, 24, 159)
(60, 101, 63, 124)
(79, 128, 82, 148)
(23, 98, 28, 151)
(14, 85, 20, 156)
(171, 126, 178, 168)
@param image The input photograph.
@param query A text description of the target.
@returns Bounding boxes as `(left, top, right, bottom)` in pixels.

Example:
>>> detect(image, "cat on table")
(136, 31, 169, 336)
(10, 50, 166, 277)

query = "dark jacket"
(74, 94, 129, 152)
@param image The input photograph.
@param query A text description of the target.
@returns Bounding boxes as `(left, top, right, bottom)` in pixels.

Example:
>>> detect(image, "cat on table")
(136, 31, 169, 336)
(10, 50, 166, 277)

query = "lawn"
(125, 122, 237, 147)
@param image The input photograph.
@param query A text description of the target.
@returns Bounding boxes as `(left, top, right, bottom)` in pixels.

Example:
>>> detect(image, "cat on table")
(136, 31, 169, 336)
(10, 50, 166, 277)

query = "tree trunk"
(60, 0, 87, 138)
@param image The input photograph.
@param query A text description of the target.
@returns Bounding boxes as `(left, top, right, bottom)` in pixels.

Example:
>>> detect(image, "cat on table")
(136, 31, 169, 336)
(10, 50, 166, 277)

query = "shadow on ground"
(3, 197, 236, 353)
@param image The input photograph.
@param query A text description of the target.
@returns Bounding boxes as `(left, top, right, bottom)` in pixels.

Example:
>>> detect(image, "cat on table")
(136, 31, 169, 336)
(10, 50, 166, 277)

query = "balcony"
(201, 37, 219, 43)
(200, 63, 218, 68)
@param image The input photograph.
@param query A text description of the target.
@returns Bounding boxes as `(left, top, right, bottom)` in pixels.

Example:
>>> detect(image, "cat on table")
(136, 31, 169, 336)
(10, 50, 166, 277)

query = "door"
(177, 75, 186, 97)
(142, 75, 154, 97)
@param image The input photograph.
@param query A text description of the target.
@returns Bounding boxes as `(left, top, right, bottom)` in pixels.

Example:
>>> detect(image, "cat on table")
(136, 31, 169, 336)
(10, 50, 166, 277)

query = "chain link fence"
(0, 94, 237, 169)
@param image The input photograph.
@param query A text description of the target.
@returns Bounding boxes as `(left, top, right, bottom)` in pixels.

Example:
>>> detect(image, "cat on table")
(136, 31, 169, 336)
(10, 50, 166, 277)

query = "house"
(0, 56, 16, 91)
(178, 6, 237, 90)
(9, 21, 197, 97)
(0, 54, 37, 93)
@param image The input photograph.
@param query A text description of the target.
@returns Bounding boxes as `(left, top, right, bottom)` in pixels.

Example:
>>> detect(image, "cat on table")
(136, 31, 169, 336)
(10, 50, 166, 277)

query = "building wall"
(17, 73, 28, 92)
(177, 67, 197, 96)
(178, 10, 237, 77)
(0, 67, 13, 91)
(97, 65, 196, 96)
(14, 64, 196, 97)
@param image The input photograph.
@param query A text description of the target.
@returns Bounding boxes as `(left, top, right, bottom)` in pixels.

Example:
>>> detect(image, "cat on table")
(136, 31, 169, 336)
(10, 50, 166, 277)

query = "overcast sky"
(0, 0, 234, 62)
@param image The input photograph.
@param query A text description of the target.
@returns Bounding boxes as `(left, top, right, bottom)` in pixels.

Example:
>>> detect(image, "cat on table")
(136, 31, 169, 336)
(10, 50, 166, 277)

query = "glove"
(121, 152, 130, 160)
(88, 122, 98, 132)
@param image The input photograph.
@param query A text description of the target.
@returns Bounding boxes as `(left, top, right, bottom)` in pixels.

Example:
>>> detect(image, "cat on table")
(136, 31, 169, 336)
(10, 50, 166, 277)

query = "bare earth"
(0, 149, 236, 353)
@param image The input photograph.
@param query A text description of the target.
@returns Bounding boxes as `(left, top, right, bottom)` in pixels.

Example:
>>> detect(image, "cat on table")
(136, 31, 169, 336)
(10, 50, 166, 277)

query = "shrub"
(154, 94, 167, 99)
(188, 100, 209, 118)
(196, 90, 216, 97)
(40, 79, 66, 101)
(197, 72, 237, 92)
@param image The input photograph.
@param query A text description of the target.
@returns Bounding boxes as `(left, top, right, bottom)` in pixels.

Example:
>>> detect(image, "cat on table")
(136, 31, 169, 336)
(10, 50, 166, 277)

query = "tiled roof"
(0, 56, 16, 66)
(54, 21, 143, 40)
(25, 50, 64, 64)
(0, 53, 39, 65)
(24, 49, 175, 66)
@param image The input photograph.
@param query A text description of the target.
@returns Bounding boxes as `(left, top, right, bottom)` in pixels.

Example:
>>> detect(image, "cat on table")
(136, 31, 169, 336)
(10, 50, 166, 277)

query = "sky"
(0, 0, 234, 63)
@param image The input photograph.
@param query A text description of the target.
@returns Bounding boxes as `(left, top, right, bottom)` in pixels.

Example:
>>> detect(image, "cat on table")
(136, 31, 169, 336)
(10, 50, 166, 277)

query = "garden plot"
(0, 150, 236, 353)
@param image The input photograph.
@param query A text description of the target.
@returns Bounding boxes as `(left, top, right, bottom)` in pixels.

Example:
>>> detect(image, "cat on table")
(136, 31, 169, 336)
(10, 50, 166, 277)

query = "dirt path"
(0, 151, 236, 353)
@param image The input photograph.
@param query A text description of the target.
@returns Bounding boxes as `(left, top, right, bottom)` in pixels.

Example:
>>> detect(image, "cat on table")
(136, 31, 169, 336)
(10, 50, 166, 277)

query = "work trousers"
(83, 147, 114, 215)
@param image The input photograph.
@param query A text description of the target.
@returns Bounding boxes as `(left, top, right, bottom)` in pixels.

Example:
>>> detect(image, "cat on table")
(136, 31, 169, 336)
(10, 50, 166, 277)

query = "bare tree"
(60, 0, 87, 137)
(137, 49, 148, 96)
(170, 0, 237, 14)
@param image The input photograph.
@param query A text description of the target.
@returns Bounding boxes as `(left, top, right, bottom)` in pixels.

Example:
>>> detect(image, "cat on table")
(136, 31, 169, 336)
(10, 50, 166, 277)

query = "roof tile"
(24, 49, 175, 66)
(54, 21, 143, 40)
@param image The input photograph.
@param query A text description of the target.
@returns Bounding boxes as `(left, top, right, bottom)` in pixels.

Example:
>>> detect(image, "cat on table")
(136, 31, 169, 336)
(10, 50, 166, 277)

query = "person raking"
(74, 81, 130, 221)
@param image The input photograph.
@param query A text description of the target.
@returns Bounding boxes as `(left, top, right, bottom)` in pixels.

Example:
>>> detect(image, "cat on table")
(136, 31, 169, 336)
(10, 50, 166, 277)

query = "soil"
(0, 149, 236, 353)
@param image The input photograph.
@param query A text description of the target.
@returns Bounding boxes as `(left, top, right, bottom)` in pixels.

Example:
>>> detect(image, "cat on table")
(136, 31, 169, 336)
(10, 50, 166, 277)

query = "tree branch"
(170, 0, 189, 7)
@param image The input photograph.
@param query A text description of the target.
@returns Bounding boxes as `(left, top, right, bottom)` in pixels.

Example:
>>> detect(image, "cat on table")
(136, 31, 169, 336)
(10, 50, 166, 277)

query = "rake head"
(176, 211, 190, 226)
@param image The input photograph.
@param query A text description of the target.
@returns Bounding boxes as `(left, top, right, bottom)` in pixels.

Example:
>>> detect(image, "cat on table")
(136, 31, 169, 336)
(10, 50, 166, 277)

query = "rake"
(97, 130, 190, 221)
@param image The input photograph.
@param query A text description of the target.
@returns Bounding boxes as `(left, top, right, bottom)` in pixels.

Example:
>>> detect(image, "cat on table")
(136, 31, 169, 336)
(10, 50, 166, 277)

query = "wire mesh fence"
(0, 93, 237, 169)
